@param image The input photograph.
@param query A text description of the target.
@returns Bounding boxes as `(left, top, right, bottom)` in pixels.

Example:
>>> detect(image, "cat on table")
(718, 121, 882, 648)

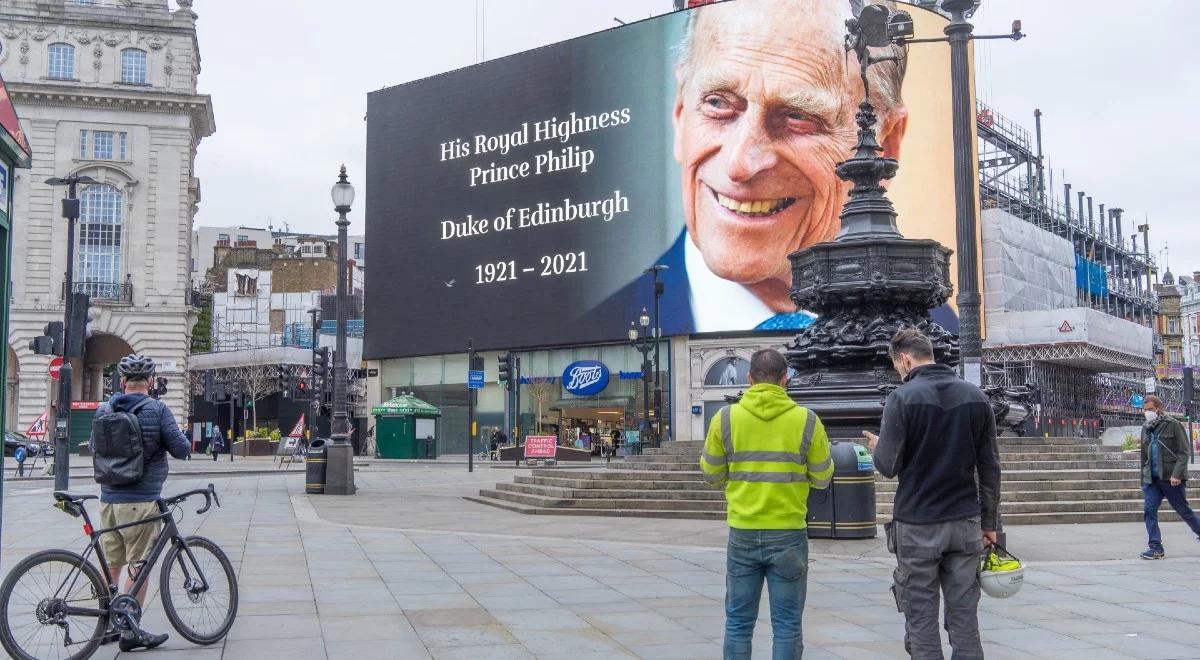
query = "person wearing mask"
(1138, 395, 1200, 559)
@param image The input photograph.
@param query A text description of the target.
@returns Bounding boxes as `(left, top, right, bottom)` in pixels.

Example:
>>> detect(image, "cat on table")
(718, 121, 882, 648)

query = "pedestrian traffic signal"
(498, 353, 513, 391)
(30, 321, 64, 356)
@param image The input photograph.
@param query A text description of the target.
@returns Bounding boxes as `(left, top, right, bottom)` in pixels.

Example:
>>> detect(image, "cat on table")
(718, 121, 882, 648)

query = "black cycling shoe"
(118, 630, 169, 652)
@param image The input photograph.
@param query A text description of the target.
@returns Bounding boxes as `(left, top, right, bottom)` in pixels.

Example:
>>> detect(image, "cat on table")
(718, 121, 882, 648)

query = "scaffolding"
(977, 103, 1160, 436)
(977, 102, 1158, 326)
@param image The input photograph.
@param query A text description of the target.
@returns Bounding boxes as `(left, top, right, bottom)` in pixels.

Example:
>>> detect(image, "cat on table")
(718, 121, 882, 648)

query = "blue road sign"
(468, 370, 485, 389)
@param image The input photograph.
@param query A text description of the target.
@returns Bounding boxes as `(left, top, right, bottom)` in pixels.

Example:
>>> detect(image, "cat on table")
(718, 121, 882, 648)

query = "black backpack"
(91, 398, 154, 486)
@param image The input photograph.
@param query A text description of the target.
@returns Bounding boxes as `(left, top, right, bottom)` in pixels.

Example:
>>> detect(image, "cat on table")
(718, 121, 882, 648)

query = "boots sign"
(562, 360, 609, 396)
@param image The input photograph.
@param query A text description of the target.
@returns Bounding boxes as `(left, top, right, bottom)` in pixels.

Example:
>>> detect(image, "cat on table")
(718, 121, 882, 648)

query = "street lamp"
(45, 173, 97, 490)
(326, 165, 356, 495)
(893, 0, 1023, 384)
(645, 265, 667, 445)
(629, 311, 654, 456)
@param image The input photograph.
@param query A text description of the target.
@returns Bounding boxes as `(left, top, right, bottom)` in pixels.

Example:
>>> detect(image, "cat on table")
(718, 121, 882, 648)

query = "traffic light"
(150, 376, 168, 399)
(278, 364, 293, 394)
(297, 377, 308, 395)
(66, 292, 90, 358)
(312, 347, 330, 382)
(498, 353, 512, 391)
(30, 321, 64, 356)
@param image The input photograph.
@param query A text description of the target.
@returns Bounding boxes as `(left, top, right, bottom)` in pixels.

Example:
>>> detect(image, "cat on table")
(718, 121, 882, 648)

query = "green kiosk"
(0, 74, 32, 448)
(371, 395, 441, 459)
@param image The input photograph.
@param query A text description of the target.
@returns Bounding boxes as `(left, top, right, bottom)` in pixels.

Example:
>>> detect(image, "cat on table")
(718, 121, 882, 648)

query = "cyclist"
(94, 354, 191, 651)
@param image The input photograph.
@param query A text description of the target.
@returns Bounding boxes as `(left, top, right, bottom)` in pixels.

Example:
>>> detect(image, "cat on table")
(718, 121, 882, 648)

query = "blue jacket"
(96, 393, 191, 503)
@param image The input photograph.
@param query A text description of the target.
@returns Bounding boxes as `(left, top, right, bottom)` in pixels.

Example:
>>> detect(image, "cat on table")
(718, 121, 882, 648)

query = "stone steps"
(471, 438, 1152, 525)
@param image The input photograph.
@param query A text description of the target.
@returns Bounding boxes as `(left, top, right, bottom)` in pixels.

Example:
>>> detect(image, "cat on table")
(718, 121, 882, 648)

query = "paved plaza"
(2, 463, 1200, 659)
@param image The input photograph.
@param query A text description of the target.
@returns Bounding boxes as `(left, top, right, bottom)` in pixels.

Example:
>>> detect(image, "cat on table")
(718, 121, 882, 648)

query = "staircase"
(469, 437, 1154, 524)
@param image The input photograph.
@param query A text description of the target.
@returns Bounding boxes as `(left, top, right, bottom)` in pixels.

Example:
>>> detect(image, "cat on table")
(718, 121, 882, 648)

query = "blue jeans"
(724, 528, 809, 660)
(1144, 478, 1200, 551)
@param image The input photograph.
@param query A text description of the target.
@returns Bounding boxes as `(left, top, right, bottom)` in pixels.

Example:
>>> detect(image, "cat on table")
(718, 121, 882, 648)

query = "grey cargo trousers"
(885, 518, 985, 660)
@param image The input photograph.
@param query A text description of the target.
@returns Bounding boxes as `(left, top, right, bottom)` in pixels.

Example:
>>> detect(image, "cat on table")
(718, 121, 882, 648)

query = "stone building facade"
(1154, 270, 1185, 379)
(1179, 273, 1200, 367)
(0, 0, 214, 429)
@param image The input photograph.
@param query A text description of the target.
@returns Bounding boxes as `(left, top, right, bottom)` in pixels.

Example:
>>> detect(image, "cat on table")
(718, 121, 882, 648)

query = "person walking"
(1138, 395, 1200, 559)
(210, 424, 224, 461)
(862, 328, 1001, 660)
(92, 354, 192, 651)
(700, 348, 833, 660)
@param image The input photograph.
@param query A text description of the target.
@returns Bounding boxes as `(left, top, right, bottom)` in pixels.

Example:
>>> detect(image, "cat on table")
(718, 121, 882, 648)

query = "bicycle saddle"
(52, 492, 98, 504)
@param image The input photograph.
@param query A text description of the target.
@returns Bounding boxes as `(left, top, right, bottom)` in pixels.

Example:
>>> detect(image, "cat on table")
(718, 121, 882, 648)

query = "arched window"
(704, 357, 750, 387)
(120, 48, 147, 84)
(48, 43, 75, 79)
(78, 184, 124, 299)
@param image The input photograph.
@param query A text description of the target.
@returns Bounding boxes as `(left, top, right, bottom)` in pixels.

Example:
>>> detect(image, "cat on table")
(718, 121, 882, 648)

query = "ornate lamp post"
(629, 309, 653, 456)
(645, 264, 667, 445)
(900, 0, 1023, 383)
(325, 166, 356, 495)
(787, 4, 957, 432)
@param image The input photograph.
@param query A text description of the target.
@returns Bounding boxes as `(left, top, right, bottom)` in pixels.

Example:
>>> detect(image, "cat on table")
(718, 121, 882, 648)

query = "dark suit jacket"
(583, 230, 960, 336)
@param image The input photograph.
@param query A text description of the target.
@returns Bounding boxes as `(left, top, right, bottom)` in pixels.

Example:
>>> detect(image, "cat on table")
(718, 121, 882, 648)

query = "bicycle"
(0, 483, 238, 660)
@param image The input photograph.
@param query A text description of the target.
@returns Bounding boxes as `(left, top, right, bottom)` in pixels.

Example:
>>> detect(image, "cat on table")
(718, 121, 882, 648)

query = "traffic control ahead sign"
(48, 357, 63, 380)
(467, 369, 485, 389)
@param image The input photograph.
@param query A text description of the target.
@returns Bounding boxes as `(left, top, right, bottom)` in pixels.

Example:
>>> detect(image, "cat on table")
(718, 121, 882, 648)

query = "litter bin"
(306, 438, 328, 494)
(806, 441, 876, 539)
(422, 435, 436, 459)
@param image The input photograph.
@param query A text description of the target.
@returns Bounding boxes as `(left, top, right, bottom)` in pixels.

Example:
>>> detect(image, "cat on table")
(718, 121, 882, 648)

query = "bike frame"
(54, 498, 211, 622)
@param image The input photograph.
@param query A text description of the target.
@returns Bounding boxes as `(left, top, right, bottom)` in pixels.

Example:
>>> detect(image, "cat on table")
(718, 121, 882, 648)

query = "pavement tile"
(544, 587, 632, 605)
(227, 613, 322, 640)
(325, 638, 433, 660)
(393, 593, 482, 610)
(509, 627, 634, 655)
(407, 607, 498, 627)
(626, 641, 724, 659)
(980, 628, 1097, 652)
(415, 624, 518, 648)
(222, 637, 329, 660)
(430, 644, 534, 660)
(491, 608, 592, 630)
(1086, 633, 1200, 659)
(319, 613, 419, 642)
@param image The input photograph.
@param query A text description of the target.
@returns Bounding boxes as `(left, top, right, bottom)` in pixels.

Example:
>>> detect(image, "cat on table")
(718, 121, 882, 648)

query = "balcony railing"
(62, 280, 133, 304)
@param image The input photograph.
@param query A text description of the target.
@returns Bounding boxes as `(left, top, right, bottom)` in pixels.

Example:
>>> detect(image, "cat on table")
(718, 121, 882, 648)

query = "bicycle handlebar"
(162, 483, 221, 515)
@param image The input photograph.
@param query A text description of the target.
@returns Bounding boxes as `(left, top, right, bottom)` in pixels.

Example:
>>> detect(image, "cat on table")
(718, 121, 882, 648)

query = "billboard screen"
(366, 0, 966, 359)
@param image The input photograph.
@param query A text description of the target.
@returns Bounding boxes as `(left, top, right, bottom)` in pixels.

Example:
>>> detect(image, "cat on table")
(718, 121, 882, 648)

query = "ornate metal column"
(786, 5, 957, 435)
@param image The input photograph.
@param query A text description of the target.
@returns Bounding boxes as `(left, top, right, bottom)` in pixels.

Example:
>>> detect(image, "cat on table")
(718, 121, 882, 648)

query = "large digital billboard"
(366, 0, 966, 359)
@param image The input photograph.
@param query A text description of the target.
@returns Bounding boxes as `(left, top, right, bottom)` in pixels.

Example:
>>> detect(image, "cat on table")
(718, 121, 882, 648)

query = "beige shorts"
(99, 502, 162, 567)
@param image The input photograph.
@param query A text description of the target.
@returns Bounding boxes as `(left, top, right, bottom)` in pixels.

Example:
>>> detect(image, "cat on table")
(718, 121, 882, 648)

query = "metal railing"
(62, 280, 132, 304)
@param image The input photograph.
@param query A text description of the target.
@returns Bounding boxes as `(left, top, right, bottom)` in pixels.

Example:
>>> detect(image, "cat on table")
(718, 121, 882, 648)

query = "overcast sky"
(192, 0, 1197, 274)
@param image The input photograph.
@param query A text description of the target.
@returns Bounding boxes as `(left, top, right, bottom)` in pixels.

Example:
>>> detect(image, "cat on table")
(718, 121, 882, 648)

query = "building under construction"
(976, 102, 1159, 435)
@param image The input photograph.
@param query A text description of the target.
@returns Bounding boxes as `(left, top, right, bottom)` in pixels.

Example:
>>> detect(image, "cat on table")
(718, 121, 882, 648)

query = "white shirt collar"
(684, 234, 775, 332)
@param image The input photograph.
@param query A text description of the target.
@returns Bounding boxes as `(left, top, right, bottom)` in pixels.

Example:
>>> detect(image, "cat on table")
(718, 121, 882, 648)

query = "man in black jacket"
(1139, 395, 1200, 560)
(863, 329, 1001, 660)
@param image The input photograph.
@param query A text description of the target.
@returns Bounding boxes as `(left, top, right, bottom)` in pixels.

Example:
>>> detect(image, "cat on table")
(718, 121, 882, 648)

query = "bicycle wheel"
(159, 535, 238, 645)
(0, 549, 108, 660)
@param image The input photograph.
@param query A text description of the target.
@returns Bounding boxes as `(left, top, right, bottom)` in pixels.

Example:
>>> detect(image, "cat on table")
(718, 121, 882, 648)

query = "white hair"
(675, 0, 907, 112)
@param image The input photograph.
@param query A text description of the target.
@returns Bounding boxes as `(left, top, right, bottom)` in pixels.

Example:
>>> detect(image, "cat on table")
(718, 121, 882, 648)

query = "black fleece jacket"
(873, 364, 1002, 530)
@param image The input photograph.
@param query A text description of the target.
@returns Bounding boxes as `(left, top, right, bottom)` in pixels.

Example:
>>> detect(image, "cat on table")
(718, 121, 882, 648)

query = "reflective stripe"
(701, 451, 727, 467)
(808, 456, 832, 473)
(729, 451, 805, 464)
(808, 474, 831, 488)
(720, 406, 733, 456)
(799, 409, 817, 456)
(703, 471, 726, 484)
(728, 471, 810, 483)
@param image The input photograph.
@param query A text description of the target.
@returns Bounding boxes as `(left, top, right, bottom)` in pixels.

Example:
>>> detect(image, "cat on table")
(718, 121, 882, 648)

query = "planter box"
(234, 438, 279, 457)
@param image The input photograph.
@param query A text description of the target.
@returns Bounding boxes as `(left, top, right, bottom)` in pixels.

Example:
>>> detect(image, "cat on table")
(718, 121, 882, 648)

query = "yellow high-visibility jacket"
(700, 383, 833, 529)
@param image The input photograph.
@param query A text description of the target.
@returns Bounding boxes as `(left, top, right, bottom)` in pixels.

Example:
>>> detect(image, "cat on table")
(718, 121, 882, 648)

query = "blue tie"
(756, 313, 816, 331)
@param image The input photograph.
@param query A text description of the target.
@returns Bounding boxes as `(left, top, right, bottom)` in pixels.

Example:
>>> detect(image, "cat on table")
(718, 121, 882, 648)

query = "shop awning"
(371, 394, 441, 417)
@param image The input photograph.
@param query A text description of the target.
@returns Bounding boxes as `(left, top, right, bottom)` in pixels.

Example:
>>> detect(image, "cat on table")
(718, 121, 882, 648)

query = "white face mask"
(1145, 410, 1159, 423)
